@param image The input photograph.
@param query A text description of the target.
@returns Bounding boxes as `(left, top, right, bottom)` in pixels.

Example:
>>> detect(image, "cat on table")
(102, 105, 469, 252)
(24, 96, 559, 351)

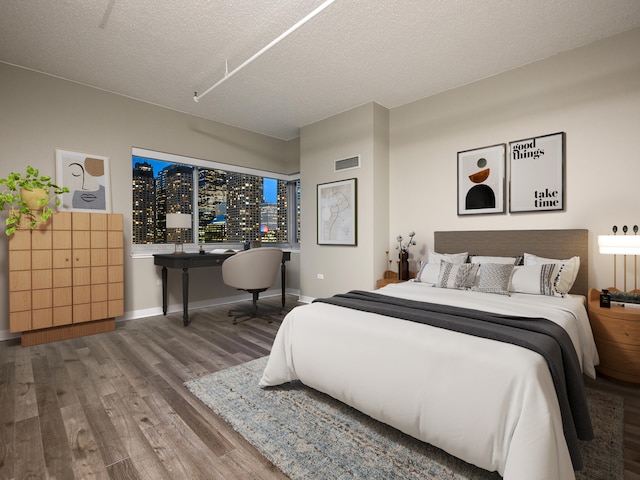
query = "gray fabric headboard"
(434, 229, 589, 296)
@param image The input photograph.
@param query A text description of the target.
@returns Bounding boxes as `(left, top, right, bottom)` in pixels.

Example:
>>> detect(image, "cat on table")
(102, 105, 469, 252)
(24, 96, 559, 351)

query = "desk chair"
(221, 247, 283, 324)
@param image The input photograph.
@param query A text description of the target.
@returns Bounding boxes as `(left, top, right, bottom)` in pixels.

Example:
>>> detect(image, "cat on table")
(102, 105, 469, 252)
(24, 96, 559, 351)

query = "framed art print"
(509, 132, 565, 213)
(56, 149, 112, 213)
(457, 144, 505, 215)
(317, 178, 357, 246)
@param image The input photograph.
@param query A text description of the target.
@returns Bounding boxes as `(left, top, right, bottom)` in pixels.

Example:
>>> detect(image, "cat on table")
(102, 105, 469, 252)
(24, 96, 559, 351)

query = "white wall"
(0, 63, 299, 338)
(389, 28, 640, 291)
(299, 102, 389, 300)
(2, 26, 639, 336)
(296, 28, 640, 300)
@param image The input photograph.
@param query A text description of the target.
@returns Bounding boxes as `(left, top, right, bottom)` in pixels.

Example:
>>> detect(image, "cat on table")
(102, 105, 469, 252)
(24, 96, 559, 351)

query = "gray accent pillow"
(471, 263, 514, 295)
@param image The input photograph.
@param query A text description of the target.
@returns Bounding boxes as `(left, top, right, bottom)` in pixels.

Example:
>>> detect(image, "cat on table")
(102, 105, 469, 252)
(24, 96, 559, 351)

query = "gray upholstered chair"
(221, 247, 283, 324)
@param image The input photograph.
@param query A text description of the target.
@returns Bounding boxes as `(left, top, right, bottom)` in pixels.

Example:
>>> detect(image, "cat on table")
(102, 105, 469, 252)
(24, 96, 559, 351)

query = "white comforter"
(259, 282, 599, 480)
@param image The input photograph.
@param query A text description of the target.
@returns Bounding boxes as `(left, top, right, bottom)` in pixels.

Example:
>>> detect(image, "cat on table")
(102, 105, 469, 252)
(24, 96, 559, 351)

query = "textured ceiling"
(1, 0, 639, 140)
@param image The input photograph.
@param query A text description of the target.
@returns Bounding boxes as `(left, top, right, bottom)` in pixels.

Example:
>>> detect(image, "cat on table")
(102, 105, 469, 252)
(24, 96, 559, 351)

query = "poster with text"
(509, 132, 564, 213)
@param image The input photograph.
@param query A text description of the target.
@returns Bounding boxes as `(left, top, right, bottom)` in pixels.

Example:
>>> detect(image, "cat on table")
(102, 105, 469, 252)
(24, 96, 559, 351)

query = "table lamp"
(598, 225, 640, 291)
(166, 213, 192, 254)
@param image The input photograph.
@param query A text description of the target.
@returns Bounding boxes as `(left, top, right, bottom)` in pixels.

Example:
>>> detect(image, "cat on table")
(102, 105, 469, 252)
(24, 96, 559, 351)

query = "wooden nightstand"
(376, 270, 417, 289)
(587, 288, 640, 384)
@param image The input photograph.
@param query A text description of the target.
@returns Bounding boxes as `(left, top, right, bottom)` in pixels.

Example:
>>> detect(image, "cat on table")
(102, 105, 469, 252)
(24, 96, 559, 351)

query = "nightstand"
(376, 270, 417, 289)
(587, 288, 640, 384)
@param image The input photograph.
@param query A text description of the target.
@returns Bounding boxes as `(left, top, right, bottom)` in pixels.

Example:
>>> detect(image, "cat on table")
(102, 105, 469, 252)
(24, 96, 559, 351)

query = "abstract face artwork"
(56, 149, 111, 212)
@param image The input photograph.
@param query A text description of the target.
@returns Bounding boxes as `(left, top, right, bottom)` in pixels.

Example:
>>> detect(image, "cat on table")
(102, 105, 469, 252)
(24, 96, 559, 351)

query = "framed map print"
(317, 178, 357, 246)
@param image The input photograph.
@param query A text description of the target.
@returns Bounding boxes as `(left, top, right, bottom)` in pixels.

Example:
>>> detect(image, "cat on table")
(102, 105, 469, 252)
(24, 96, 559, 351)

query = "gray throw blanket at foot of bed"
(313, 290, 594, 470)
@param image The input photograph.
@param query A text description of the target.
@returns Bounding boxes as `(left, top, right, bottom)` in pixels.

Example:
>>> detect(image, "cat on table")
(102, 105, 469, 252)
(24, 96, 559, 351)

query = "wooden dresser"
(587, 288, 640, 385)
(9, 211, 124, 346)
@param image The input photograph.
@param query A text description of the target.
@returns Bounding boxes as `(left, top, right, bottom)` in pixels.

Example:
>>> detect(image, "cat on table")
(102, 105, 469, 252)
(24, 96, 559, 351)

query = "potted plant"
(0, 166, 69, 236)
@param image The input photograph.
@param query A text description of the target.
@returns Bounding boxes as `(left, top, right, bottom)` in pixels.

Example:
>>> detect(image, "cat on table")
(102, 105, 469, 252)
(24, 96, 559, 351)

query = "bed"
(259, 229, 599, 480)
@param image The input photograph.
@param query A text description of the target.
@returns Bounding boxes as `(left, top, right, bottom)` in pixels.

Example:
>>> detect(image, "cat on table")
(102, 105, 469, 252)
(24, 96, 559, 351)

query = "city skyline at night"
(133, 157, 277, 203)
(132, 156, 287, 245)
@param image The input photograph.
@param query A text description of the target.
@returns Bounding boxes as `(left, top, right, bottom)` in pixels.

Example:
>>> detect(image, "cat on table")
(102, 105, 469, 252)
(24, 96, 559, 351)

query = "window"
(131, 148, 300, 255)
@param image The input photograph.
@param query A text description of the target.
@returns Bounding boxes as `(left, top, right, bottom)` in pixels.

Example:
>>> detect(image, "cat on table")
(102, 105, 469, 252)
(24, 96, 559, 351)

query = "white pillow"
(471, 263, 514, 295)
(523, 253, 580, 295)
(509, 264, 560, 296)
(435, 262, 474, 289)
(416, 262, 440, 284)
(428, 250, 468, 265)
(470, 255, 521, 265)
(416, 251, 469, 284)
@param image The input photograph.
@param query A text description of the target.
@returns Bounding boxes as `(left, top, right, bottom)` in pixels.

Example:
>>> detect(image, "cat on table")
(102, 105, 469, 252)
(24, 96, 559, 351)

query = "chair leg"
(229, 289, 281, 324)
(252, 291, 259, 316)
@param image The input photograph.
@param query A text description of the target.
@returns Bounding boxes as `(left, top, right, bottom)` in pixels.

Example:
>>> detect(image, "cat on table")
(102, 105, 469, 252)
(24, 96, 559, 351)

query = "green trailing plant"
(0, 166, 69, 236)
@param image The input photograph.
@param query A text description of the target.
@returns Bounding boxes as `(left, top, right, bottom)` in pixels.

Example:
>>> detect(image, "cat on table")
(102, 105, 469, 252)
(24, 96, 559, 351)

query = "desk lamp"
(166, 213, 192, 254)
(598, 224, 640, 292)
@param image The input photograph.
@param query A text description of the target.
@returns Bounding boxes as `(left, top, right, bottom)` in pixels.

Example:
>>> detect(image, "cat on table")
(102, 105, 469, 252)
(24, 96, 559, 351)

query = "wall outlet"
(317, 273, 324, 280)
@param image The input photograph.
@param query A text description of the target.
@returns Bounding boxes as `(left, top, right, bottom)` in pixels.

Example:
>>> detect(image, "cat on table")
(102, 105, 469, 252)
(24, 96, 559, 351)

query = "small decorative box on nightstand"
(587, 288, 640, 384)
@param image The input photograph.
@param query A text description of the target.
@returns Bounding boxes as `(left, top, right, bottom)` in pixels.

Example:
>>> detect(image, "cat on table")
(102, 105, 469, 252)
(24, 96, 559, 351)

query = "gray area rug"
(185, 357, 624, 480)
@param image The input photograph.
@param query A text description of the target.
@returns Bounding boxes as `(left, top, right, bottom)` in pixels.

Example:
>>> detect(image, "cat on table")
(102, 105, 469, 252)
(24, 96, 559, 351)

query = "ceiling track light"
(193, 0, 337, 103)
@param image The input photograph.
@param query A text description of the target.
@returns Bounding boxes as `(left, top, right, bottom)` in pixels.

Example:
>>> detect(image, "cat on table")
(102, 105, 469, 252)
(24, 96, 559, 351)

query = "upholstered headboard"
(434, 229, 589, 296)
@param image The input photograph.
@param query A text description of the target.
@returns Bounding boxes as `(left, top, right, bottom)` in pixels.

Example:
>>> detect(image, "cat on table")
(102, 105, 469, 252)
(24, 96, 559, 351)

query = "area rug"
(185, 357, 624, 480)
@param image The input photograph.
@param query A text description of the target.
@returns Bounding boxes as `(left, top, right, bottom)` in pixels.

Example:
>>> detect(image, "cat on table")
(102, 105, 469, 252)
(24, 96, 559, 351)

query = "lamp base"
(173, 243, 185, 255)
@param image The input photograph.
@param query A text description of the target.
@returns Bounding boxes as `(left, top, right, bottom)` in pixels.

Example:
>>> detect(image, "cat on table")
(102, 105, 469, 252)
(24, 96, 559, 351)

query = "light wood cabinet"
(9, 211, 124, 346)
(587, 288, 640, 385)
(52, 211, 72, 327)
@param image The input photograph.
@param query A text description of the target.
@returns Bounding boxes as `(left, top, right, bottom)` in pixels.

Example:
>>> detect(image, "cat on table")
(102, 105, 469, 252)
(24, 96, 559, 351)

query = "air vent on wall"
(334, 155, 360, 172)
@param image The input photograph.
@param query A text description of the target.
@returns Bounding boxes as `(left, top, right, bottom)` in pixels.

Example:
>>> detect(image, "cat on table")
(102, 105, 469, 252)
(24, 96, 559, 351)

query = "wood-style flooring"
(0, 295, 638, 479)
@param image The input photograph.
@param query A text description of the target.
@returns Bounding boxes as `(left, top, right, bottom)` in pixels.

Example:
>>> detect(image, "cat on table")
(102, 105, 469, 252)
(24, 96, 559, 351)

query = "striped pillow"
(510, 264, 560, 296)
(436, 262, 474, 289)
(524, 253, 580, 296)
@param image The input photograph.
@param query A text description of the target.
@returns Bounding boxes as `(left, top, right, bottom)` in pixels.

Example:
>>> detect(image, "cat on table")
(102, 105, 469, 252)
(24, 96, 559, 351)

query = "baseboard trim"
(118, 288, 301, 322)
(0, 288, 301, 343)
(20, 318, 115, 347)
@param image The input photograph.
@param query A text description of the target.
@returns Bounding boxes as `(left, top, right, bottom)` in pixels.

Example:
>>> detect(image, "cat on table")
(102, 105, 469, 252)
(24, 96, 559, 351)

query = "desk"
(153, 251, 291, 326)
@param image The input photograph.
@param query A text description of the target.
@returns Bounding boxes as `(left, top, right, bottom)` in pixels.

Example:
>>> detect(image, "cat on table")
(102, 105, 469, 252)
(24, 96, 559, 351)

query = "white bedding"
(260, 282, 600, 480)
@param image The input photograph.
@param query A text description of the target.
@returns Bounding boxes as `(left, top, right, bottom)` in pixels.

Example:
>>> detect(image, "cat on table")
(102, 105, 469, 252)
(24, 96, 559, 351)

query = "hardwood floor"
(0, 295, 639, 479)
(584, 374, 640, 480)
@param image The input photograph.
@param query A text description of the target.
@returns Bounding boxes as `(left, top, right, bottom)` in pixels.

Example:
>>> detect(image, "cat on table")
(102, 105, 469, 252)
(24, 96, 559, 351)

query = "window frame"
(131, 147, 300, 257)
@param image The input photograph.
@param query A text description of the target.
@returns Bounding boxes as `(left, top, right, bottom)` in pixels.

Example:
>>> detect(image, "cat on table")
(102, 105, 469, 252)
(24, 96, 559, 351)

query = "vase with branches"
(396, 231, 416, 280)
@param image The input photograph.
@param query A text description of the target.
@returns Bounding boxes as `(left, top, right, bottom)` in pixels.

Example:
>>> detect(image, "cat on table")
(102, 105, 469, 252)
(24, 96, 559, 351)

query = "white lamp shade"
(166, 213, 192, 229)
(598, 234, 640, 255)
